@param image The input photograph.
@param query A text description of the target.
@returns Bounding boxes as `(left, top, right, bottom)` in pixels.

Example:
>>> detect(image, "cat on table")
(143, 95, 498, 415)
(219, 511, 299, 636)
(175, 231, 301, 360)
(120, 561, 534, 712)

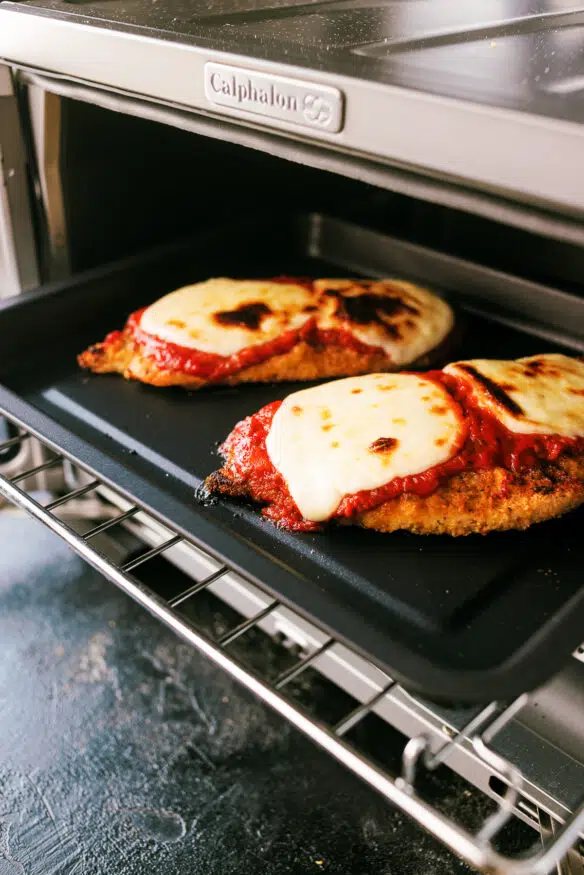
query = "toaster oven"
(1, 2, 584, 872)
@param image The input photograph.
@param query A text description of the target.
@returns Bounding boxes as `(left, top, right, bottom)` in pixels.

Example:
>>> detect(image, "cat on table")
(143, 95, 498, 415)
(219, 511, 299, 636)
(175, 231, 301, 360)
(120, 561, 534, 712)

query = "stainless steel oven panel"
(3, 4, 584, 221)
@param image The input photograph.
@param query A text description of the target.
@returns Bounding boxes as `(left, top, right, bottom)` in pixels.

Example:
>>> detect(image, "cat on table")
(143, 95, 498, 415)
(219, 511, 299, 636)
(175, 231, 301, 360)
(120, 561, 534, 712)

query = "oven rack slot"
(1, 419, 583, 875)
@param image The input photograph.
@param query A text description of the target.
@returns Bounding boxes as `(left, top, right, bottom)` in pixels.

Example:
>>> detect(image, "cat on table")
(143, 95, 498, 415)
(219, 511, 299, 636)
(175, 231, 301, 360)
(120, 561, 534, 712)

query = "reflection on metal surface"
(0, 63, 39, 295)
(355, 5, 584, 53)
(27, 86, 70, 280)
(539, 810, 584, 875)
(357, 22, 584, 110)
(544, 74, 584, 94)
(202, 2, 584, 55)
(204, 63, 344, 132)
(0, 418, 583, 874)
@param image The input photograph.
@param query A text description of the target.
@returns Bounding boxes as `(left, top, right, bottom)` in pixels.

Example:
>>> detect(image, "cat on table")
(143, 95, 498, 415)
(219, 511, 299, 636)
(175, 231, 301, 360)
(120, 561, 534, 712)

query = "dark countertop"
(0, 513, 531, 875)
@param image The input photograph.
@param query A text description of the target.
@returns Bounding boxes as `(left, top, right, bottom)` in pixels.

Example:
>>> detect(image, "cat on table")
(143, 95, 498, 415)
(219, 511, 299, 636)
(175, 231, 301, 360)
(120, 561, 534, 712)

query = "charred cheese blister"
(140, 279, 314, 357)
(445, 354, 584, 437)
(313, 279, 454, 366)
(265, 373, 463, 521)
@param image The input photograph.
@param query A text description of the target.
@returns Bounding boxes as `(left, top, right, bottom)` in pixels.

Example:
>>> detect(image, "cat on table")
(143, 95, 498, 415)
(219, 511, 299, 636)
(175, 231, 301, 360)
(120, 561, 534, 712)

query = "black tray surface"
(1, 214, 582, 704)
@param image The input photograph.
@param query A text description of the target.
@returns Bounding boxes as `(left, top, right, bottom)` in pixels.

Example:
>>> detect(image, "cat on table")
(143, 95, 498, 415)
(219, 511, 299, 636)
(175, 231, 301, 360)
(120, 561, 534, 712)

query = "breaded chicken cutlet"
(205, 354, 584, 536)
(78, 277, 455, 388)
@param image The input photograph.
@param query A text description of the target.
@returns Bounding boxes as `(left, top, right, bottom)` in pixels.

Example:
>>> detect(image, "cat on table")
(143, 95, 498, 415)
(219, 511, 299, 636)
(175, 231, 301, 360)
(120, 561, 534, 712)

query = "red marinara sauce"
(104, 280, 382, 383)
(217, 371, 583, 531)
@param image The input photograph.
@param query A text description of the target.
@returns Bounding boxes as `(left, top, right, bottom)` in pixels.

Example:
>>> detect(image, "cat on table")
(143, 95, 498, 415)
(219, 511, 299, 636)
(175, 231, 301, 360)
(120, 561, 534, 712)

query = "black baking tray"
(1, 213, 583, 704)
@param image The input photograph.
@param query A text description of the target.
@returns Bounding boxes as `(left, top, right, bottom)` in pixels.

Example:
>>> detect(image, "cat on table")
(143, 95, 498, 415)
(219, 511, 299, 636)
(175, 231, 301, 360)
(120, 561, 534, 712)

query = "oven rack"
(1, 417, 583, 875)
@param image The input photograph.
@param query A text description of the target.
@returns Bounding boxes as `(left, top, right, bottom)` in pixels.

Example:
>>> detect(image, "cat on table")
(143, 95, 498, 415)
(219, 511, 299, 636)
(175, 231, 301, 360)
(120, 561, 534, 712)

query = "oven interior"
(1, 90, 583, 874)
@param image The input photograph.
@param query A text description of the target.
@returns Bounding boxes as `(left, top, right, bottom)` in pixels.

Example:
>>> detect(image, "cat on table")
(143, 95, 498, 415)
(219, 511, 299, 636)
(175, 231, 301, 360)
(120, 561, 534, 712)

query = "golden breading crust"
(356, 456, 584, 535)
(207, 455, 584, 536)
(79, 329, 414, 388)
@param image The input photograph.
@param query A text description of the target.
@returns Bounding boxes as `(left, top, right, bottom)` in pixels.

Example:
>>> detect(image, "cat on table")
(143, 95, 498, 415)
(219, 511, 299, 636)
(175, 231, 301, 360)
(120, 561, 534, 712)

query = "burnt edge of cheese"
(457, 363, 524, 417)
(369, 436, 399, 453)
(522, 357, 547, 377)
(213, 301, 272, 330)
(323, 285, 419, 339)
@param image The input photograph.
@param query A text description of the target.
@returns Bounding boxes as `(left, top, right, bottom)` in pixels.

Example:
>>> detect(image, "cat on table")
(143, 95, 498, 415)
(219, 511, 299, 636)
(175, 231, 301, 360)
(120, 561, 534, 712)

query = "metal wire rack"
(0, 415, 583, 875)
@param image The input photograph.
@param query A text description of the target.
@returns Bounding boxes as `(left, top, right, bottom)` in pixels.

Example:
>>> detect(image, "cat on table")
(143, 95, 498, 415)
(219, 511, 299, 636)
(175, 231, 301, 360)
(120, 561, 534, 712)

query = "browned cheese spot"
(377, 384, 395, 392)
(369, 437, 399, 454)
(392, 418, 406, 425)
(320, 408, 332, 421)
(568, 387, 584, 397)
(435, 437, 447, 447)
(421, 395, 431, 402)
(521, 358, 560, 379)
(292, 405, 303, 415)
(214, 301, 272, 330)
(351, 388, 363, 394)
(331, 441, 340, 448)
(430, 404, 448, 416)
(167, 318, 186, 329)
(457, 364, 524, 416)
(522, 358, 546, 377)
(322, 281, 418, 339)
(321, 424, 334, 432)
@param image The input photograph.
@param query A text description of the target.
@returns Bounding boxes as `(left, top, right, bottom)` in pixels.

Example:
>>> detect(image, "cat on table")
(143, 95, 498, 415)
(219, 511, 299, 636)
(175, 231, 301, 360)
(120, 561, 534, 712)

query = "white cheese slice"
(444, 354, 584, 437)
(265, 373, 463, 521)
(140, 278, 314, 356)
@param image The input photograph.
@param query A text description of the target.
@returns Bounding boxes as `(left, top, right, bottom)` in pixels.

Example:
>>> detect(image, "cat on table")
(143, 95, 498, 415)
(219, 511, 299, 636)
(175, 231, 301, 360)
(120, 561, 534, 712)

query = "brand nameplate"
(204, 63, 344, 133)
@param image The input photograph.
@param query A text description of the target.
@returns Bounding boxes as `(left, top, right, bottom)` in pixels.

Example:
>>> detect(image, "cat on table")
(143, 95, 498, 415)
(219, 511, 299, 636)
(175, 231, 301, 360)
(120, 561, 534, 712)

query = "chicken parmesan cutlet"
(205, 354, 584, 535)
(78, 277, 454, 388)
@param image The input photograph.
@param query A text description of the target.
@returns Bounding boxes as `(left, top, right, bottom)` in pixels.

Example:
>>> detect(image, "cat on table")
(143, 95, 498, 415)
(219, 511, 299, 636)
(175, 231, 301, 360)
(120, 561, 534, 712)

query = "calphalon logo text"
(204, 64, 343, 133)
(210, 71, 299, 113)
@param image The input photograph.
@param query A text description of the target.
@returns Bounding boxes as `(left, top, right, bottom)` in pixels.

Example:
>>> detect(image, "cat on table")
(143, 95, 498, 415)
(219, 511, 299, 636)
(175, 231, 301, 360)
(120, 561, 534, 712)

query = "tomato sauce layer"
(105, 278, 383, 382)
(217, 371, 583, 531)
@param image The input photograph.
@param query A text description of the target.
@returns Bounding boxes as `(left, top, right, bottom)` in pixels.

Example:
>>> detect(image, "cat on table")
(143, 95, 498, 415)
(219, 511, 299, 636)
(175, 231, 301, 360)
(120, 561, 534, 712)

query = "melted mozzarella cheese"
(265, 373, 463, 521)
(140, 279, 314, 356)
(314, 279, 453, 365)
(445, 354, 584, 437)
(139, 276, 453, 364)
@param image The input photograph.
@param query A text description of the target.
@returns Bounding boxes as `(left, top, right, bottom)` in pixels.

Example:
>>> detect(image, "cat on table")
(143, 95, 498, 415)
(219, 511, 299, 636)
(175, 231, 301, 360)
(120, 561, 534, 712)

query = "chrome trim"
(26, 84, 70, 279)
(0, 62, 39, 295)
